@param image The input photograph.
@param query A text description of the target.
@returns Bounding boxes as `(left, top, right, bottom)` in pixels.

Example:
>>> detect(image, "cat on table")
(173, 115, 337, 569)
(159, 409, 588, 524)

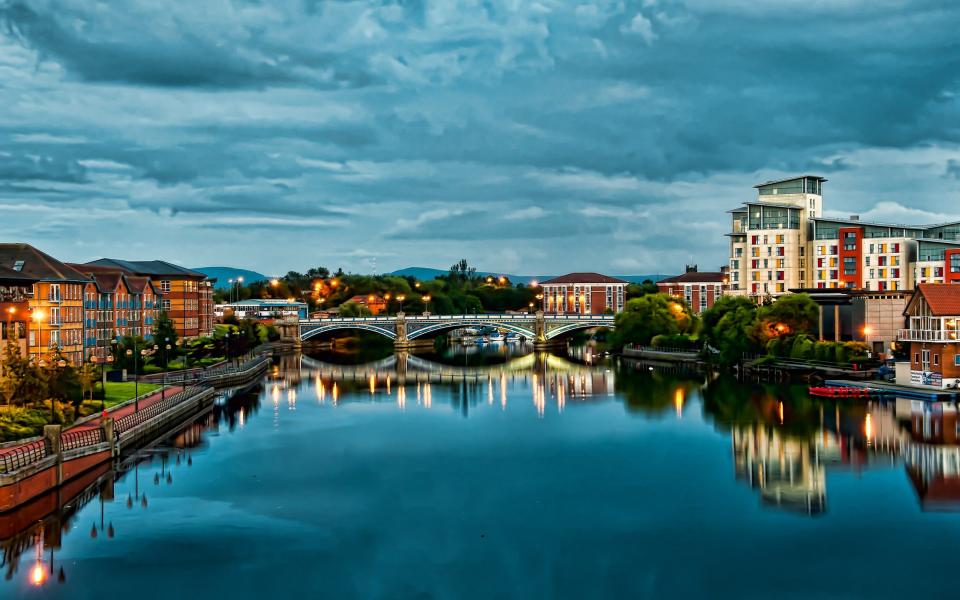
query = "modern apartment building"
(85, 259, 213, 339)
(809, 218, 920, 292)
(540, 273, 628, 314)
(728, 176, 824, 297)
(728, 177, 960, 299)
(0, 244, 90, 365)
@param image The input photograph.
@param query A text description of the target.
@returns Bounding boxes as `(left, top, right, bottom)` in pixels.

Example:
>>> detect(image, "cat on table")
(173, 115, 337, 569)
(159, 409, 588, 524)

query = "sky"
(1, 0, 960, 277)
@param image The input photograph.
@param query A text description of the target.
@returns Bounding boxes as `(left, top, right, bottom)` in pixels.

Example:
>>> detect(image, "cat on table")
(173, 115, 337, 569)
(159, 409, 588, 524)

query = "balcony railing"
(898, 329, 959, 342)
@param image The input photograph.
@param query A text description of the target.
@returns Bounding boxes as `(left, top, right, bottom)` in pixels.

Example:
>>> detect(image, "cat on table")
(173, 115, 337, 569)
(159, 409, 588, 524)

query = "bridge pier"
(278, 320, 302, 349)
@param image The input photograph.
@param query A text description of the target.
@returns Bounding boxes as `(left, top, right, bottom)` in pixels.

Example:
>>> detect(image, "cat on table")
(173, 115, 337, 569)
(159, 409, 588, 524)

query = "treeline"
(611, 292, 869, 367)
(222, 260, 540, 315)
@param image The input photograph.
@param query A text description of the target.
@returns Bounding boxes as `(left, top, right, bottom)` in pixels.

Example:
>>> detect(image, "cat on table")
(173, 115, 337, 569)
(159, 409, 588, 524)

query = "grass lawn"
(102, 381, 162, 408)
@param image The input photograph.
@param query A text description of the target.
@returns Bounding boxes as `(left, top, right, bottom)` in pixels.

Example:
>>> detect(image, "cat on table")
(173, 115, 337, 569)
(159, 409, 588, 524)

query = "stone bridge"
(278, 311, 615, 348)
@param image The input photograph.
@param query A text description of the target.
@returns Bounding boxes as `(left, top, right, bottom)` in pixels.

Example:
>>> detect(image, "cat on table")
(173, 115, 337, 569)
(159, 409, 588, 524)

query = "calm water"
(4, 344, 960, 599)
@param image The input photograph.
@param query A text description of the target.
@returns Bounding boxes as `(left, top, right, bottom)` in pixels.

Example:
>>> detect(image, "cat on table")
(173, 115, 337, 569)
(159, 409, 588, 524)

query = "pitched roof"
(0, 243, 90, 282)
(540, 273, 629, 285)
(124, 276, 156, 294)
(908, 284, 960, 317)
(86, 258, 206, 279)
(66, 263, 124, 293)
(657, 271, 727, 284)
(0, 264, 38, 284)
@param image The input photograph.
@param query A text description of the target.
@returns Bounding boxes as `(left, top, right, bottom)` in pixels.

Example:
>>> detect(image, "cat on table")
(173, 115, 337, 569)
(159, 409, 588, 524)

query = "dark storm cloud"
(1, 0, 959, 274)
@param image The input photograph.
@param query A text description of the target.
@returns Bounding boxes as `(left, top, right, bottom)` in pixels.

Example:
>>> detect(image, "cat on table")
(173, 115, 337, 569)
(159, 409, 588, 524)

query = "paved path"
(0, 386, 184, 461)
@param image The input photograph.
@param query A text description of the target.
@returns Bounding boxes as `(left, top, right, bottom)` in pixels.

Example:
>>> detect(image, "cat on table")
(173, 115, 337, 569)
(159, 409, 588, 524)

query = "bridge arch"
(544, 321, 613, 340)
(300, 322, 397, 341)
(406, 321, 536, 340)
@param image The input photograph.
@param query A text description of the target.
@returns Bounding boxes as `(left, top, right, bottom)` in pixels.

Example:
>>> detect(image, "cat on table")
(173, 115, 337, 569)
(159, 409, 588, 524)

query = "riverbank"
(0, 352, 271, 513)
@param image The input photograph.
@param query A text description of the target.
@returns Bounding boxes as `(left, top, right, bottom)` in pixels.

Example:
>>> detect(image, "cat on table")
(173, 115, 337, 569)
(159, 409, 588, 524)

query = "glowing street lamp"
(397, 295, 406, 313)
(270, 279, 279, 287)
(422, 295, 431, 314)
(31, 309, 45, 362)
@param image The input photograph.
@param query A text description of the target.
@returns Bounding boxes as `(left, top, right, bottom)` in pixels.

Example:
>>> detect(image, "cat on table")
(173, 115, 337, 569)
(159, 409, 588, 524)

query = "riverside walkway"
(0, 352, 270, 500)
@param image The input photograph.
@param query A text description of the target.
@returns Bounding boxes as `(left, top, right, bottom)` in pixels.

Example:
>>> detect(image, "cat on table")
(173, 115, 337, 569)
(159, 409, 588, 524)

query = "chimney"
(850, 215, 860, 222)
(685, 264, 698, 273)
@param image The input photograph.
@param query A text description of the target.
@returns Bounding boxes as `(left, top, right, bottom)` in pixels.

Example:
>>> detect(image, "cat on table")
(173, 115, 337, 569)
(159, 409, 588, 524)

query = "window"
(843, 257, 857, 275)
(162, 299, 171, 311)
(934, 354, 940, 366)
(955, 355, 960, 367)
(844, 232, 857, 250)
(49, 284, 61, 301)
(952, 254, 960, 274)
(160, 280, 171, 293)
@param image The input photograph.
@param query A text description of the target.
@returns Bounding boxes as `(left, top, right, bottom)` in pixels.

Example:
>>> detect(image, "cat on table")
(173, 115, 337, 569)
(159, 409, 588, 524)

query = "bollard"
(101, 417, 116, 457)
(44, 424, 63, 484)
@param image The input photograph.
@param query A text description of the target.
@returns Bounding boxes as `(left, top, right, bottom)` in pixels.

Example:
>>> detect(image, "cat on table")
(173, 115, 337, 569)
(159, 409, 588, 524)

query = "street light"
(397, 295, 405, 313)
(422, 295, 431, 314)
(31, 309, 45, 362)
(162, 339, 171, 400)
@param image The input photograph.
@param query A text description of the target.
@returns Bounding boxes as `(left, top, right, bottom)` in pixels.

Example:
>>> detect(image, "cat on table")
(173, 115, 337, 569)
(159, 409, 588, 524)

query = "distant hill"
(193, 267, 269, 289)
(389, 267, 668, 285)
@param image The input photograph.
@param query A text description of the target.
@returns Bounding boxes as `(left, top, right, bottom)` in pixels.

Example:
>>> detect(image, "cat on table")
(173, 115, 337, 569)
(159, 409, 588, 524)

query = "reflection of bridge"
(279, 312, 615, 348)
(297, 352, 605, 384)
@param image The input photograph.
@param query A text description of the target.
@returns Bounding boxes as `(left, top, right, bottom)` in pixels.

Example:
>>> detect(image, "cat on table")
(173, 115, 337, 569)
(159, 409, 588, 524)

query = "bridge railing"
(300, 313, 616, 323)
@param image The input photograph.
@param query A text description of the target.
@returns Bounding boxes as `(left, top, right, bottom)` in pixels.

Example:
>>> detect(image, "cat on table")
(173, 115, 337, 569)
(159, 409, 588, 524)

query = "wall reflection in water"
(0, 385, 262, 589)
(698, 372, 960, 516)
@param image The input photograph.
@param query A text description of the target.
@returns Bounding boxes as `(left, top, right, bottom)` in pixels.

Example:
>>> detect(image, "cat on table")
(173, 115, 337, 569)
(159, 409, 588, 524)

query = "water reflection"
(4, 349, 960, 595)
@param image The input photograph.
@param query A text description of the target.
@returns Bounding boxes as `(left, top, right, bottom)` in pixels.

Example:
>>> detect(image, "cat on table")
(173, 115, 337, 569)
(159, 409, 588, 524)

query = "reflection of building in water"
(731, 396, 960, 514)
(732, 424, 827, 515)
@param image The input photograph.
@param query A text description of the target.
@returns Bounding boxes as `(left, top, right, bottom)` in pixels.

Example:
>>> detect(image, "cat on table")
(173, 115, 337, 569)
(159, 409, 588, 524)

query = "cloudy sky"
(2, 0, 959, 276)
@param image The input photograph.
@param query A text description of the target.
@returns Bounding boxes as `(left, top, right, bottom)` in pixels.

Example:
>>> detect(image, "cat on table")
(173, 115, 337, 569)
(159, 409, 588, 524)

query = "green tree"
(700, 296, 762, 366)
(151, 311, 179, 367)
(610, 293, 696, 348)
(339, 301, 372, 317)
(754, 293, 819, 341)
(626, 279, 659, 299)
(0, 337, 46, 407)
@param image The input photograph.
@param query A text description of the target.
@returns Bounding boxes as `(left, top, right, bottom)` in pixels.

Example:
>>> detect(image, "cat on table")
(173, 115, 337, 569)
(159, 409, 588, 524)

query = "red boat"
(808, 386, 872, 398)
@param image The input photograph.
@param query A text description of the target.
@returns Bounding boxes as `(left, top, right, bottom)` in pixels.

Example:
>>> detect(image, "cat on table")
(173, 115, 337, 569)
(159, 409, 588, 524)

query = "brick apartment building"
(540, 273, 628, 314)
(85, 259, 214, 339)
(656, 265, 728, 314)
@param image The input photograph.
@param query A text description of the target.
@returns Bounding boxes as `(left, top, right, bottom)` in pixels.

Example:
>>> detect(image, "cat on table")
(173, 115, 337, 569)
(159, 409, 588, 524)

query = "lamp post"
(536, 293, 543, 311)
(161, 338, 170, 400)
(31, 309, 45, 363)
(397, 295, 405, 313)
(422, 295, 431, 315)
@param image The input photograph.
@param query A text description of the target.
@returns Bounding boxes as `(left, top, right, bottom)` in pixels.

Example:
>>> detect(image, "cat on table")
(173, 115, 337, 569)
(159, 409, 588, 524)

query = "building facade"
(0, 244, 90, 365)
(728, 176, 824, 298)
(70, 264, 161, 361)
(216, 299, 308, 321)
(0, 266, 37, 366)
(655, 266, 728, 314)
(728, 177, 960, 299)
(85, 259, 213, 339)
(898, 284, 960, 389)
(540, 273, 628, 314)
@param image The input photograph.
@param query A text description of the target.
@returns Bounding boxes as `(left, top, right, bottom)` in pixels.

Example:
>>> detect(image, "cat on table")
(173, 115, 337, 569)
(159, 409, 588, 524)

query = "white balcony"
(898, 329, 959, 342)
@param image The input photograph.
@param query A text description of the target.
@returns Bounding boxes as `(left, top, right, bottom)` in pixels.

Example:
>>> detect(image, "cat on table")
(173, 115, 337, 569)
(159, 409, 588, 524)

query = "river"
(3, 343, 960, 598)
